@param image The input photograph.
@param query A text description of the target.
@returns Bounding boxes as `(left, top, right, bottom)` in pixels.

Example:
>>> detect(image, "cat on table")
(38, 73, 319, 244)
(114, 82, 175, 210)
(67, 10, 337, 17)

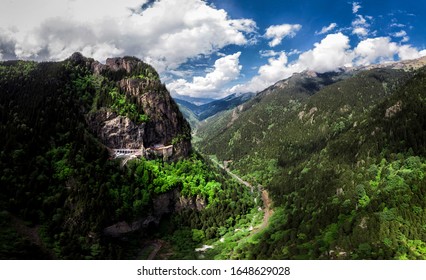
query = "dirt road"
(210, 157, 273, 233)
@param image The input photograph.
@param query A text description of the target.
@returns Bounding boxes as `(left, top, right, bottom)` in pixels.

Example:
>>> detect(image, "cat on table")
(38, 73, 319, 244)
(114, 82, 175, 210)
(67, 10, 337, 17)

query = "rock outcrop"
(104, 189, 206, 237)
(67, 53, 195, 237)
(83, 54, 191, 159)
(86, 110, 145, 149)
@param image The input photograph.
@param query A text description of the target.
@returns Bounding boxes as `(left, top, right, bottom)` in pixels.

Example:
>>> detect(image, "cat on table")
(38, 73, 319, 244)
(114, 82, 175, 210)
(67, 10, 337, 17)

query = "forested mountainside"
(0, 54, 257, 259)
(2, 52, 425, 260)
(196, 60, 426, 259)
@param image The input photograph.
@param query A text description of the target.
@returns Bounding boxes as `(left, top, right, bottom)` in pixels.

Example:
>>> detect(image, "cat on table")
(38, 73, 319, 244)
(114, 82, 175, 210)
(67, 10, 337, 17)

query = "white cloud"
(298, 33, 354, 72)
(354, 37, 426, 63)
(229, 32, 426, 95)
(259, 50, 281, 57)
(401, 37, 410, 43)
(352, 15, 371, 37)
(265, 24, 302, 47)
(397, 45, 426, 60)
(288, 49, 302, 56)
(257, 53, 294, 82)
(229, 52, 302, 93)
(0, 0, 256, 72)
(167, 52, 242, 98)
(393, 30, 407, 37)
(352, 27, 369, 37)
(230, 33, 353, 93)
(352, 2, 362, 14)
(392, 30, 409, 42)
(352, 15, 367, 26)
(354, 37, 398, 65)
(316, 23, 337, 35)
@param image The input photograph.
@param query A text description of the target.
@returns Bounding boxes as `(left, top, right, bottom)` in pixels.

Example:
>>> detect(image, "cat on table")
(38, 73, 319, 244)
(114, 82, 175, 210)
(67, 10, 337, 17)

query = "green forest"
(1, 54, 426, 260)
(0, 56, 257, 259)
(197, 66, 426, 259)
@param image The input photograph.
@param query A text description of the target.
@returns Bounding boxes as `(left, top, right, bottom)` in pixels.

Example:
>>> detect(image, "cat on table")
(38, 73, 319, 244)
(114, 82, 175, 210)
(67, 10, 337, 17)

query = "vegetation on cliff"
(0, 55, 255, 259)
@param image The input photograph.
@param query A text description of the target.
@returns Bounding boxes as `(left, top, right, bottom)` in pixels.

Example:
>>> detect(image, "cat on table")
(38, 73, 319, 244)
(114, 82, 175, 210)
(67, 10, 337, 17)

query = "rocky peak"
(69, 52, 86, 63)
(86, 55, 191, 160)
(90, 55, 159, 81)
(118, 77, 191, 158)
(67, 52, 94, 68)
(105, 57, 138, 73)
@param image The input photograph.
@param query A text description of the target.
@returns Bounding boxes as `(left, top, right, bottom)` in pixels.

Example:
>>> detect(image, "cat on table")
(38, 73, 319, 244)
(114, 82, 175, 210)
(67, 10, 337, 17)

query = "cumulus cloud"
(352, 27, 369, 37)
(316, 23, 337, 35)
(392, 30, 409, 42)
(259, 50, 281, 57)
(390, 23, 406, 28)
(230, 33, 353, 93)
(352, 2, 362, 14)
(354, 37, 426, 64)
(397, 45, 426, 60)
(298, 33, 354, 72)
(0, 28, 16, 60)
(393, 30, 407, 37)
(167, 52, 242, 98)
(229, 52, 302, 94)
(230, 32, 426, 95)
(354, 37, 398, 65)
(265, 24, 302, 47)
(0, 0, 256, 72)
(352, 15, 368, 26)
(351, 15, 371, 37)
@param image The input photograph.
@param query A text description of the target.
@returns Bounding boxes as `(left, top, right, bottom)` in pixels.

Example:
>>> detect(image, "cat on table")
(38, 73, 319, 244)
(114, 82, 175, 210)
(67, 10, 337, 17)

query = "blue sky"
(1, 0, 425, 98)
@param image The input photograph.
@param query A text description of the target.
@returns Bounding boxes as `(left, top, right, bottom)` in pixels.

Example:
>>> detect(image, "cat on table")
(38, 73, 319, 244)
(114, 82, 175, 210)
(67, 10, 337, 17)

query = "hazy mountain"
(172, 94, 215, 105)
(175, 92, 257, 127)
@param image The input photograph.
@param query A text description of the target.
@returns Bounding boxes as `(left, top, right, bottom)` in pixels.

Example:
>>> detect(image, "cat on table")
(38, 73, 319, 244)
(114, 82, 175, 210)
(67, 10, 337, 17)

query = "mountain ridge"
(194, 56, 426, 259)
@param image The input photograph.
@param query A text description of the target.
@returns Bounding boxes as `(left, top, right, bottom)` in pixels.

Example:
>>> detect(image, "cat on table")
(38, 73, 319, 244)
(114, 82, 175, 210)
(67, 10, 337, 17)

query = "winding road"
(144, 157, 273, 260)
(210, 157, 273, 232)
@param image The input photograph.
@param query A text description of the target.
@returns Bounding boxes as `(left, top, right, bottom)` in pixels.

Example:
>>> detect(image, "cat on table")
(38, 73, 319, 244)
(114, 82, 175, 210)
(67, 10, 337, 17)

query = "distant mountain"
(175, 100, 201, 129)
(174, 92, 256, 127)
(350, 55, 426, 72)
(172, 94, 215, 105)
(195, 56, 426, 259)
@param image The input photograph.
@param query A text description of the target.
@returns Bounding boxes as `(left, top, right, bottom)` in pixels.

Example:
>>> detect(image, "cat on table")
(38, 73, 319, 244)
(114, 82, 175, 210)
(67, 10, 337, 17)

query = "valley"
(0, 54, 264, 260)
(1, 53, 426, 260)
(190, 56, 426, 259)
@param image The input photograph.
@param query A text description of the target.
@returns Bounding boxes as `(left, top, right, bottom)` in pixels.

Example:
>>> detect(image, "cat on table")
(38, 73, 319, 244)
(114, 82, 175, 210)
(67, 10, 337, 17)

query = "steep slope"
(175, 100, 201, 129)
(196, 69, 396, 181)
(246, 66, 426, 260)
(0, 54, 255, 259)
(196, 62, 426, 259)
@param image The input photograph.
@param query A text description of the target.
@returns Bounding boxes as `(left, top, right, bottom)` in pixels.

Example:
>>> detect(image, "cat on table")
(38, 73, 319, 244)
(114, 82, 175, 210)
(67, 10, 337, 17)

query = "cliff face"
(119, 78, 191, 157)
(86, 110, 145, 149)
(104, 189, 206, 237)
(82, 54, 191, 159)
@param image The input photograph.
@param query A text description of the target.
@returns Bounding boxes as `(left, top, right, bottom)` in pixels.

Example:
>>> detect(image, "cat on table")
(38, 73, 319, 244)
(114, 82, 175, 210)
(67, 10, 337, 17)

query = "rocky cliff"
(87, 109, 145, 149)
(73, 53, 191, 159)
(104, 189, 206, 237)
